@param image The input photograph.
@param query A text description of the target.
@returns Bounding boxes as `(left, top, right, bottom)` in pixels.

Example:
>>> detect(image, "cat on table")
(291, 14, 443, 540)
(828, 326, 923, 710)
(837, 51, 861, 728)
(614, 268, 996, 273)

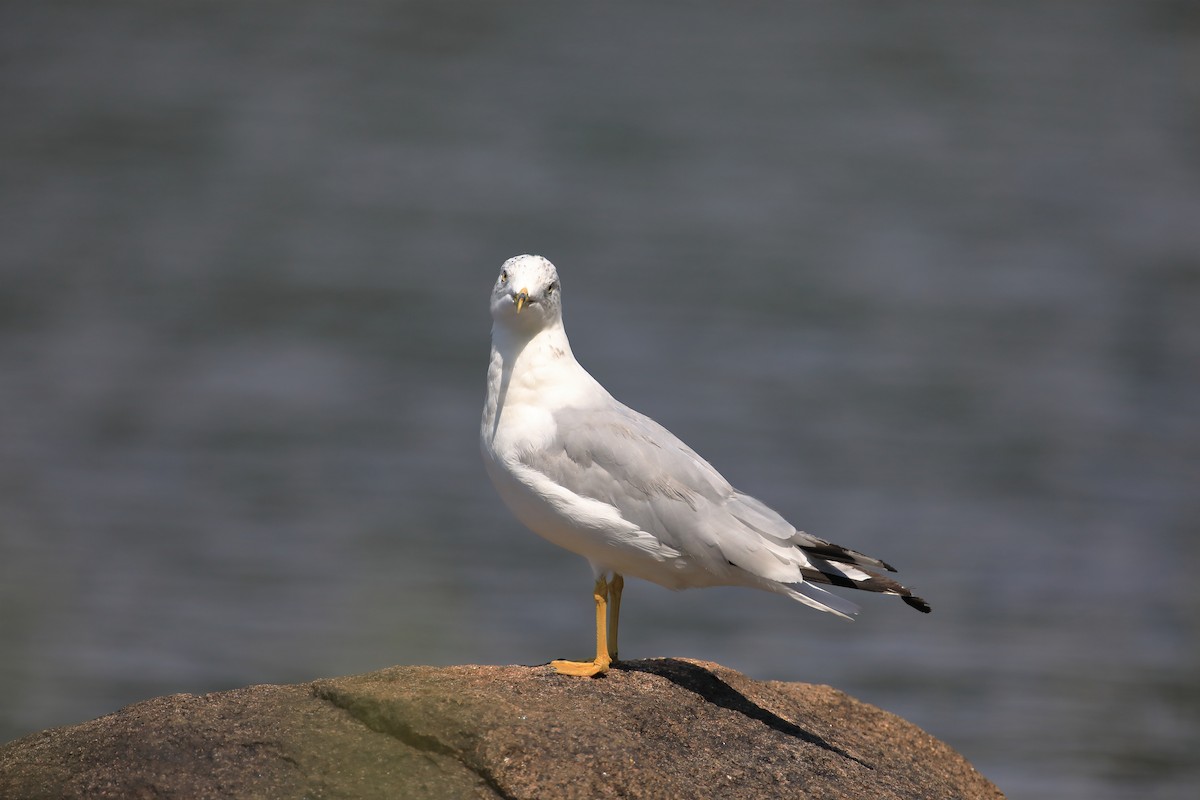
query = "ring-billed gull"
(481, 254, 930, 677)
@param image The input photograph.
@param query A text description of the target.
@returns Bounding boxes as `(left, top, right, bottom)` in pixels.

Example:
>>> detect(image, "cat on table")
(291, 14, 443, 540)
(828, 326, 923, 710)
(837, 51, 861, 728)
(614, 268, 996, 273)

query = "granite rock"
(0, 658, 1003, 799)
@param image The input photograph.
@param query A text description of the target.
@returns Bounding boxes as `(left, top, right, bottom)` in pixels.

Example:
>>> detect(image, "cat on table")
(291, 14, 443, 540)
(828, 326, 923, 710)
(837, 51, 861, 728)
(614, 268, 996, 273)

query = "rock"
(0, 658, 1003, 799)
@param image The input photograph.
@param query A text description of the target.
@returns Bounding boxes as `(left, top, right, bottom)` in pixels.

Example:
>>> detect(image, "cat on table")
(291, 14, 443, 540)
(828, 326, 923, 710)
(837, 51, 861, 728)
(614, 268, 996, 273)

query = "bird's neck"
(491, 317, 574, 365)
(483, 319, 579, 443)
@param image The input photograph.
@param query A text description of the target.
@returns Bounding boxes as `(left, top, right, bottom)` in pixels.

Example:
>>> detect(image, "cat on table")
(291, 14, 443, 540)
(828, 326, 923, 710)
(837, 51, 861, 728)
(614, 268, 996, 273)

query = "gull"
(481, 254, 930, 677)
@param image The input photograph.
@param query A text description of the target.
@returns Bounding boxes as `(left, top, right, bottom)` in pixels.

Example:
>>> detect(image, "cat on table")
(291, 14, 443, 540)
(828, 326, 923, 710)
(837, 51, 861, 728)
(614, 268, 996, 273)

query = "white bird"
(481, 254, 929, 677)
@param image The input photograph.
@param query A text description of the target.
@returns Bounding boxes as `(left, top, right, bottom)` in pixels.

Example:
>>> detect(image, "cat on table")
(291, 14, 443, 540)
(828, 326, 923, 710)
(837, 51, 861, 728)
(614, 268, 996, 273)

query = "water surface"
(1, 4, 1197, 798)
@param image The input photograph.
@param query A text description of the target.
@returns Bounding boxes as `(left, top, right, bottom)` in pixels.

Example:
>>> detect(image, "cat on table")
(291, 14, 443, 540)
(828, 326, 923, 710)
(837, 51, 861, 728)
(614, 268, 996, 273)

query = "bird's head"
(490, 254, 563, 332)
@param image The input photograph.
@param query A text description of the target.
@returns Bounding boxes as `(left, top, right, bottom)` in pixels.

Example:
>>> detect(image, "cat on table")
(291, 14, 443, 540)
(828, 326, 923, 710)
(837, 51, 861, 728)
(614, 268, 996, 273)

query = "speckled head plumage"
(490, 254, 563, 332)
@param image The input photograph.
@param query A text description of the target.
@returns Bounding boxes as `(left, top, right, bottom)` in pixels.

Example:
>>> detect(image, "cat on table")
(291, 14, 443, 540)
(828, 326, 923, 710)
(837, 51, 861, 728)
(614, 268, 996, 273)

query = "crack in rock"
(313, 683, 516, 800)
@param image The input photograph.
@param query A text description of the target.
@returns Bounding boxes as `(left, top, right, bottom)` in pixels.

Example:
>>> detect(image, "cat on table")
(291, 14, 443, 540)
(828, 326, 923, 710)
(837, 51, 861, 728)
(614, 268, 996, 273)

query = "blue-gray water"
(2, 3, 1197, 797)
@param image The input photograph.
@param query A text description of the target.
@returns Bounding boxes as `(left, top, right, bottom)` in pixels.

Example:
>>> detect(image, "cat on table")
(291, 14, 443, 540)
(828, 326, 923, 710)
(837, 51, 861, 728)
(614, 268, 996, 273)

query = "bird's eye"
(499, 270, 508, 285)
(547, 281, 558, 295)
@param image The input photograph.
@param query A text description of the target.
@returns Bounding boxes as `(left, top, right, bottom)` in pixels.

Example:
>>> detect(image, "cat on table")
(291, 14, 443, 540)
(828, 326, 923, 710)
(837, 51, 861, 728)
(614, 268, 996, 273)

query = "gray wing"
(520, 402, 931, 613)
(520, 403, 733, 563)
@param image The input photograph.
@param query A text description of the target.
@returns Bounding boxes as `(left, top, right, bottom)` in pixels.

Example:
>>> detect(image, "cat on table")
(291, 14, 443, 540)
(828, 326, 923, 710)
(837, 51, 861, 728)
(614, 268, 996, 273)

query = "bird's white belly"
(482, 447, 703, 586)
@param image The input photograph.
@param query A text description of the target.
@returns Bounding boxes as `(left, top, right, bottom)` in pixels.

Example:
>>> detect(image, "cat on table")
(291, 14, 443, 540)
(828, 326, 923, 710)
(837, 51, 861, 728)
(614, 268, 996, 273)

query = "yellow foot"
(550, 657, 610, 677)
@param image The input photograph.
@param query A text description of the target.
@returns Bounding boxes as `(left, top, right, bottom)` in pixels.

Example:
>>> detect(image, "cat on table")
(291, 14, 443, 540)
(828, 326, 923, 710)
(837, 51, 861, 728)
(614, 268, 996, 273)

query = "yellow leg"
(607, 573, 623, 662)
(551, 576, 612, 677)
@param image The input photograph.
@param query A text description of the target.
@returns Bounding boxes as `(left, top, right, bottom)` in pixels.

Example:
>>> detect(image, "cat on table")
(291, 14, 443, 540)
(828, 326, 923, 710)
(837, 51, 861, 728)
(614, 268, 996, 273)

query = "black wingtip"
(904, 595, 932, 614)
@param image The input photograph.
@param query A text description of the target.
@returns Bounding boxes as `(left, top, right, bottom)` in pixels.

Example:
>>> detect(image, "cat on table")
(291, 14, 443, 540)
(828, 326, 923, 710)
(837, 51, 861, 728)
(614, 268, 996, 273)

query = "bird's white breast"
(481, 329, 687, 575)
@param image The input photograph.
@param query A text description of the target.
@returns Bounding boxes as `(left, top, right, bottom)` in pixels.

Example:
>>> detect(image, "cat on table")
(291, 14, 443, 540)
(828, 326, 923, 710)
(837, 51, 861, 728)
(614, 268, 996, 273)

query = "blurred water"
(2, 3, 1198, 798)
